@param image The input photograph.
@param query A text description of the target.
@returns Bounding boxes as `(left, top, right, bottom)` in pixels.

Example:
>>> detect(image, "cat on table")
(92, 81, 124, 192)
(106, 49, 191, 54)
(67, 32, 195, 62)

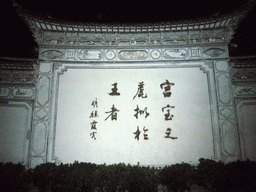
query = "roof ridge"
(12, 0, 255, 27)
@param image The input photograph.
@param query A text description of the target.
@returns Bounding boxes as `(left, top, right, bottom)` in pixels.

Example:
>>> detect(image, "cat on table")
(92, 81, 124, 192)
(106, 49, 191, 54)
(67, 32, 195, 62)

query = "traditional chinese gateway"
(0, 1, 256, 168)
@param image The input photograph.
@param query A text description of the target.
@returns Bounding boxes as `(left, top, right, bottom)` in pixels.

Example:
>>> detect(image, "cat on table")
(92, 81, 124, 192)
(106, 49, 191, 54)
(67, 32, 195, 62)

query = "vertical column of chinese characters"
(89, 98, 98, 140)
(133, 82, 149, 141)
(105, 83, 120, 121)
(160, 80, 178, 140)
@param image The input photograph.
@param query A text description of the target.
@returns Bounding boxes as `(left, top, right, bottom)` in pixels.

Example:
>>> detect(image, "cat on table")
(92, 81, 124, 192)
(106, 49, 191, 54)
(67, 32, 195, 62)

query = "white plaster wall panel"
(37, 76, 50, 106)
(35, 108, 49, 120)
(231, 61, 256, 162)
(31, 62, 54, 165)
(214, 60, 239, 162)
(31, 158, 44, 168)
(53, 65, 215, 165)
(39, 62, 52, 73)
(0, 102, 32, 165)
(203, 60, 222, 161)
(217, 75, 231, 104)
(236, 100, 256, 161)
(221, 121, 239, 155)
(215, 60, 229, 71)
(32, 122, 47, 155)
(219, 106, 234, 119)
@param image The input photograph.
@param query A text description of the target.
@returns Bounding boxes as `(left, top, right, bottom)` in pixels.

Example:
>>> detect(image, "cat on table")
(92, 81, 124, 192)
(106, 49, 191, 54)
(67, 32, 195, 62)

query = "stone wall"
(1, 54, 255, 168)
(0, 58, 37, 167)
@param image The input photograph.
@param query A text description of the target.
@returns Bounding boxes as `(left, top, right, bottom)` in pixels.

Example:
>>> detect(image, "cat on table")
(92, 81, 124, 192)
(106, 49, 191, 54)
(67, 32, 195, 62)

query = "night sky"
(1, 0, 256, 58)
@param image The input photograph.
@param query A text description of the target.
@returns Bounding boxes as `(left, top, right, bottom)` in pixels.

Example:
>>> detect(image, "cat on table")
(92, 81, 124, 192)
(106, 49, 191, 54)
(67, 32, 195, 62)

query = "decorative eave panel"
(14, 2, 251, 48)
(38, 46, 229, 61)
(24, 13, 239, 33)
(0, 59, 38, 101)
(230, 57, 256, 99)
(230, 57, 256, 84)
(31, 28, 233, 48)
(0, 59, 38, 85)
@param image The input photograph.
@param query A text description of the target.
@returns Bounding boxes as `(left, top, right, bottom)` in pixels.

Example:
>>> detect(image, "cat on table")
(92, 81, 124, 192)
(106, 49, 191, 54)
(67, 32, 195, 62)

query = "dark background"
(1, 0, 256, 58)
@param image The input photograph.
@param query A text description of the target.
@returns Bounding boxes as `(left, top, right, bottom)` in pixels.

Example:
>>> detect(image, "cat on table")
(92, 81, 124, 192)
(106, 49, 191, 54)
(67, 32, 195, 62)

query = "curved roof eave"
(13, 1, 254, 34)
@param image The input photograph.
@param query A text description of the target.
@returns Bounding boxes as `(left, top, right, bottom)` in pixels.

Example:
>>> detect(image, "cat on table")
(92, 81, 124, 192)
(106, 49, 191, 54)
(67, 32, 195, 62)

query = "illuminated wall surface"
(0, 101, 32, 164)
(1, 58, 256, 167)
(0, 107, 27, 163)
(55, 67, 213, 165)
(1, 4, 256, 167)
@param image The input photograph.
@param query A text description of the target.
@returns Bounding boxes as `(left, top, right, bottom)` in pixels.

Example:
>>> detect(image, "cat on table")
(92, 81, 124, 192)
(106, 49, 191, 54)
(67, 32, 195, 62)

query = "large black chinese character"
(134, 126, 141, 140)
(108, 83, 120, 96)
(134, 105, 150, 119)
(165, 128, 178, 139)
(105, 104, 119, 121)
(160, 80, 175, 97)
(133, 82, 147, 99)
(162, 104, 175, 120)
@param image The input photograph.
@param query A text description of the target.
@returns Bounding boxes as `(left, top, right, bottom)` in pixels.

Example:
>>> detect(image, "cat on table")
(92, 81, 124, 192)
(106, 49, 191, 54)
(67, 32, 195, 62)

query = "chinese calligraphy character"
(134, 126, 141, 140)
(165, 128, 178, 139)
(89, 110, 98, 118)
(89, 99, 98, 140)
(90, 132, 97, 140)
(160, 80, 175, 97)
(143, 127, 149, 140)
(108, 83, 120, 96)
(105, 104, 119, 121)
(134, 105, 150, 119)
(133, 126, 148, 140)
(91, 120, 98, 130)
(162, 104, 175, 120)
(91, 98, 98, 108)
(133, 82, 147, 99)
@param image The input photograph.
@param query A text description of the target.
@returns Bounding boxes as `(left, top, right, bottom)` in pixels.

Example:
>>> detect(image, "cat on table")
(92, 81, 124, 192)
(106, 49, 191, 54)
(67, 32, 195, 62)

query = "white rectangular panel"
(0, 103, 31, 164)
(55, 67, 214, 165)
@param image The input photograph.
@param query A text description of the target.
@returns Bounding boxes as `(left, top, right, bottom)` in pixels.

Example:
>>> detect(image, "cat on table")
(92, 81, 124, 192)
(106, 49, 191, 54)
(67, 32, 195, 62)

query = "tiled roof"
(14, 1, 252, 33)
